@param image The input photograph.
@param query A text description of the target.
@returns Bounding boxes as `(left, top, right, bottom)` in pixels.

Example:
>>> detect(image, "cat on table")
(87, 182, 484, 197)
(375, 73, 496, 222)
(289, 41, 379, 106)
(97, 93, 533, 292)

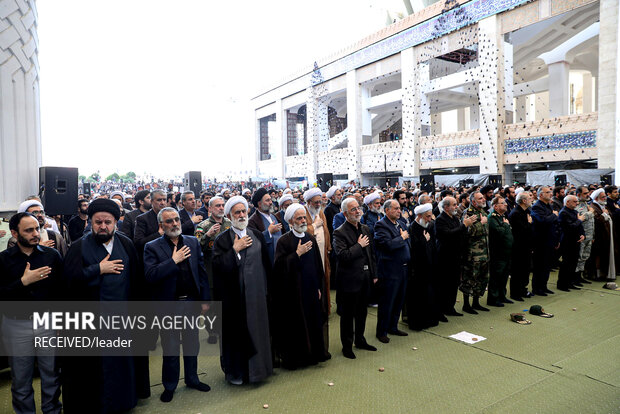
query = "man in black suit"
(508, 191, 534, 300)
(144, 207, 210, 403)
(134, 189, 167, 256)
(557, 195, 585, 291)
(178, 191, 204, 236)
(434, 196, 476, 316)
(120, 190, 151, 239)
(374, 199, 410, 343)
(333, 198, 377, 359)
(531, 186, 560, 296)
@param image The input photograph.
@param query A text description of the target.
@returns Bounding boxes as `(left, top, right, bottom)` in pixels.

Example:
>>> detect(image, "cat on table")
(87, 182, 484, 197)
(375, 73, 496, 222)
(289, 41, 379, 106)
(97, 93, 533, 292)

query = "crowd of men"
(0, 180, 618, 413)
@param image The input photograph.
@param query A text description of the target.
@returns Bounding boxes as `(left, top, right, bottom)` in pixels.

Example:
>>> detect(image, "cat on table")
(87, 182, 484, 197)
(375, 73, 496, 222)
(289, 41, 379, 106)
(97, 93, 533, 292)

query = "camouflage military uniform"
(575, 200, 595, 272)
(459, 205, 490, 297)
(195, 216, 232, 295)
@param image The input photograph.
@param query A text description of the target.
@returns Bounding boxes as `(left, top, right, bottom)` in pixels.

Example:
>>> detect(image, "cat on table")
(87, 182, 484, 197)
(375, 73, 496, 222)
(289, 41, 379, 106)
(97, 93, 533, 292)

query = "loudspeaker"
(601, 175, 612, 186)
(489, 175, 502, 188)
(316, 173, 333, 193)
(39, 167, 78, 216)
(554, 174, 567, 186)
(184, 171, 202, 197)
(82, 183, 91, 196)
(420, 175, 435, 193)
(459, 179, 474, 187)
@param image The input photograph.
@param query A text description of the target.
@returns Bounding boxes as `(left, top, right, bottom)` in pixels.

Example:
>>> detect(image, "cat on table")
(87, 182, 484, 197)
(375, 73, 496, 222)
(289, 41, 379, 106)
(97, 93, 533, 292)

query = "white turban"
(110, 191, 125, 201)
(279, 194, 293, 206)
(221, 188, 230, 194)
(591, 188, 605, 201)
(515, 187, 524, 195)
(414, 203, 433, 216)
(303, 188, 322, 201)
(284, 203, 306, 223)
(363, 192, 381, 205)
(412, 189, 420, 196)
(242, 188, 251, 195)
(283, 188, 292, 195)
(325, 185, 340, 199)
(224, 196, 248, 215)
(18, 200, 43, 213)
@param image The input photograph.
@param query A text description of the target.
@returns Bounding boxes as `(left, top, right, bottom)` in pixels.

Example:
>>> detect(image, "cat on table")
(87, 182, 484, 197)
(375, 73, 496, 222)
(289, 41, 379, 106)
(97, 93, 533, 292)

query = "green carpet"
(0, 271, 618, 413)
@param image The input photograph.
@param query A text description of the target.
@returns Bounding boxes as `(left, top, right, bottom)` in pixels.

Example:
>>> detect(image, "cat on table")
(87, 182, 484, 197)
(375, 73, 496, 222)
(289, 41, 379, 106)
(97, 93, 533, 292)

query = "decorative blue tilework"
(421, 143, 479, 162)
(504, 130, 596, 154)
(310, 0, 530, 86)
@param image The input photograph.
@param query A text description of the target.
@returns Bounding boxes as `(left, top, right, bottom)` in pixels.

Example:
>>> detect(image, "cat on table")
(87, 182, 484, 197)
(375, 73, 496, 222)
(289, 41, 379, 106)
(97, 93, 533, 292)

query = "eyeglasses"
(30, 210, 45, 216)
(163, 217, 181, 224)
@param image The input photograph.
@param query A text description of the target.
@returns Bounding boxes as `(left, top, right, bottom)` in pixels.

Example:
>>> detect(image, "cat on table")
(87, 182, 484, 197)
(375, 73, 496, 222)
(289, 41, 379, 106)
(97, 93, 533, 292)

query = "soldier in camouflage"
(574, 186, 594, 285)
(460, 191, 490, 314)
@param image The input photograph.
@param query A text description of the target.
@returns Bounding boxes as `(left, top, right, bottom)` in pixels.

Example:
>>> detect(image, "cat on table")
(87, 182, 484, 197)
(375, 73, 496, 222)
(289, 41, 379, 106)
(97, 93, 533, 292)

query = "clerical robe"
(273, 231, 328, 369)
(305, 208, 332, 308)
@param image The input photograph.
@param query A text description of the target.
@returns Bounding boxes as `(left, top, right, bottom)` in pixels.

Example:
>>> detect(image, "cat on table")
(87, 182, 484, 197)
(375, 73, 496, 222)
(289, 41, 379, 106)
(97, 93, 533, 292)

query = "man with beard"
(531, 186, 560, 296)
(303, 188, 332, 303)
(574, 186, 594, 285)
(393, 190, 410, 227)
(551, 186, 565, 212)
(480, 185, 494, 211)
(589, 189, 616, 282)
(332, 198, 377, 359)
(16, 201, 68, 257)
(196, 191, 213, 219)
(361, 192, 384, 235)
(0, 213, 63, 414)
(212, 196, 273, 384)
(486, 197, 514, 307)
(374, 200, 410, 343)
(120, 190, 151, 239)
(435, 197, 476, 316)
(323, 186, 342, 243)
(178, 191, 204, 236)
(221, 188, 232, 201)
(248, 188, 283, 265)
(68, 199, 90, 242)
(273, 203, 329, 369)
(460, 192, 490, 314)
(407, 204, 441, 330)
(144, 207, 211, 402)
(504, 186, 517, 212)
(134, 189, 167, 257)
(508, 191, 534, 300)
(455, 193, 469, 220)
(63, 198, 150, 413)
(557, 195, 585, 291)
(274, 194, 293, 234)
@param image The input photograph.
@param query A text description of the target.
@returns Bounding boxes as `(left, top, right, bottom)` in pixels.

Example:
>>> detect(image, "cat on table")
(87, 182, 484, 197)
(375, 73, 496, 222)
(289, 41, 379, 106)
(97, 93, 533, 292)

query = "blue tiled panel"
(310, 0, 530, 86)
(421, 143, 480, 161)
(504, 131, 596, 154)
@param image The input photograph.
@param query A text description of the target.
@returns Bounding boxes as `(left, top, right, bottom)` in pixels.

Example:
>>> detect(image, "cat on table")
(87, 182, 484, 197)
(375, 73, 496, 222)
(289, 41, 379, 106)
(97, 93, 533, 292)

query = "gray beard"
(164, 227, 181, 238)
(293, 223, 307, 233)
(370, 207, 381, 214)
(308, 205, 319, 217)
(418, 218, 429, 228)
(232, 217, 248, 230)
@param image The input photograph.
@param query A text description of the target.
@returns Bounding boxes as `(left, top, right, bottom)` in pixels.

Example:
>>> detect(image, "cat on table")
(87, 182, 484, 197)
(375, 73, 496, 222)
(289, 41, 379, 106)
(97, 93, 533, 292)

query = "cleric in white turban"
(275, 194, 295, 234)
(303, 188, 323, 203)
(325, 186, 340, 200)
(224, 196, 248, 216)
(414, 203, 433, 216)
(17, 200, 43, 213)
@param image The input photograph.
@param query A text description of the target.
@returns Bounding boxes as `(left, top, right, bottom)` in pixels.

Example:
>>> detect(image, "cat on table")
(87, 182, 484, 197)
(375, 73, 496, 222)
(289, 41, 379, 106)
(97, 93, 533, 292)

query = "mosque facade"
(252, 0, 619, 187)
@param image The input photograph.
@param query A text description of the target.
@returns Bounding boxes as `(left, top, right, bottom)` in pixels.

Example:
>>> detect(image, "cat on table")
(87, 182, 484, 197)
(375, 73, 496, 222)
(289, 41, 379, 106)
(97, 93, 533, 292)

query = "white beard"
(232, 217, 248, 230)
(293, 223, 307, 233)
(308, 205, 320, 217)
(370, 207, 381, 214)
(418, 218, 429, 228)
(165, 227, 182, 238)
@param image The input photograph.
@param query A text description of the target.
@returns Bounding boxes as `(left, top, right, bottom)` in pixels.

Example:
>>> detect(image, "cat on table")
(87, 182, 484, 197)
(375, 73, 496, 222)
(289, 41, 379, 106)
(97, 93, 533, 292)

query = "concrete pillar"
(515, 96, 527, 123)
(457, 108, 466, 131)
(275, 99, 287, 178)
(597, 0, 619, 172)
(401, 48, 427, 177)
(0, 0, 41, 212)
(582, 72, 593, 114)
(431, 113, 442, 135)
(470, 101, 480, 129)
(548, 61, 570, 117)
(305, 89, 320, 184)
(593, 76, 598, 112)
(477, 15, 505, 176)
(346, 70, 362, 181)
(535, 92, 549, 121)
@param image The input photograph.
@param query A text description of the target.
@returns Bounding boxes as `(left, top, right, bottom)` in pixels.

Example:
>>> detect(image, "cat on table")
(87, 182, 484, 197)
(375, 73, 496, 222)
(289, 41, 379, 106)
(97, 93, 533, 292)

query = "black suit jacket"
(134, 210, 160, 254)
(120, 208, 144, 239)
(332, 221, 376, 293)
(179, 209, 203, 236)
(434, 212, 465, 265)
(558, 207, 585, 251)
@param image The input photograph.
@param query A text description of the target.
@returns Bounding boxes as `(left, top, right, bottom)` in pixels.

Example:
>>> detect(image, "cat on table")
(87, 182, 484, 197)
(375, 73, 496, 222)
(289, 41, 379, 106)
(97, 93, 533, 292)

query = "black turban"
(252, 188, 268, 206)
(87, 198, 121, 221)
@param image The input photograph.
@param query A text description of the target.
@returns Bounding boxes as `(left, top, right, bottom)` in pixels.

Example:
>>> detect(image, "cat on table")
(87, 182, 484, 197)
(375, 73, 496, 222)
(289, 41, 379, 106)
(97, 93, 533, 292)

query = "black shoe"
(356, 342, 377, 351)
(445, 309, 463, 316)
(187, 382, 211, 392)
(501, 298, 514, 304)
(160, 389, 174, 403)
(569, 284, 581, 290)
(510, 296, 524, 302)
(573, 282, 584, 287)
(544, 288, 555, 294)
(342, 349, 356, 359)
(438, 315, 449, 322)
(388, 329, 408, 336)
(376, 335, 390, 344)
(487, 301, 504, 307)
(579, 278, 592, 285)
(524, 291, 535, 298)
(557, 286, 571, 292)
(462, 305, 478, 315)
(533, 290, 547, 296)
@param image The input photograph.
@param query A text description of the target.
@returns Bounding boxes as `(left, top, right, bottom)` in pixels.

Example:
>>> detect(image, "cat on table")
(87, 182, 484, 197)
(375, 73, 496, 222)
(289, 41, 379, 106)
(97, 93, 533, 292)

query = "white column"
(401, 48, 427, 177)
(346, 70, 362, 181)
(305, 89, 320, 184)
(535, 92, 549, 121)
(582, 73, 593, 114)
(275, 99, 287, 179)
(0, 0, 40, 212)
(477, 15, 505, 175)
(515, 96, 527, 123)
(548, 61, 570, 117)
(457, 108, 466, 131)
(470, 100, 480, 129)
(598, 0, 619, 172)
(431, 113, 442, 135)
